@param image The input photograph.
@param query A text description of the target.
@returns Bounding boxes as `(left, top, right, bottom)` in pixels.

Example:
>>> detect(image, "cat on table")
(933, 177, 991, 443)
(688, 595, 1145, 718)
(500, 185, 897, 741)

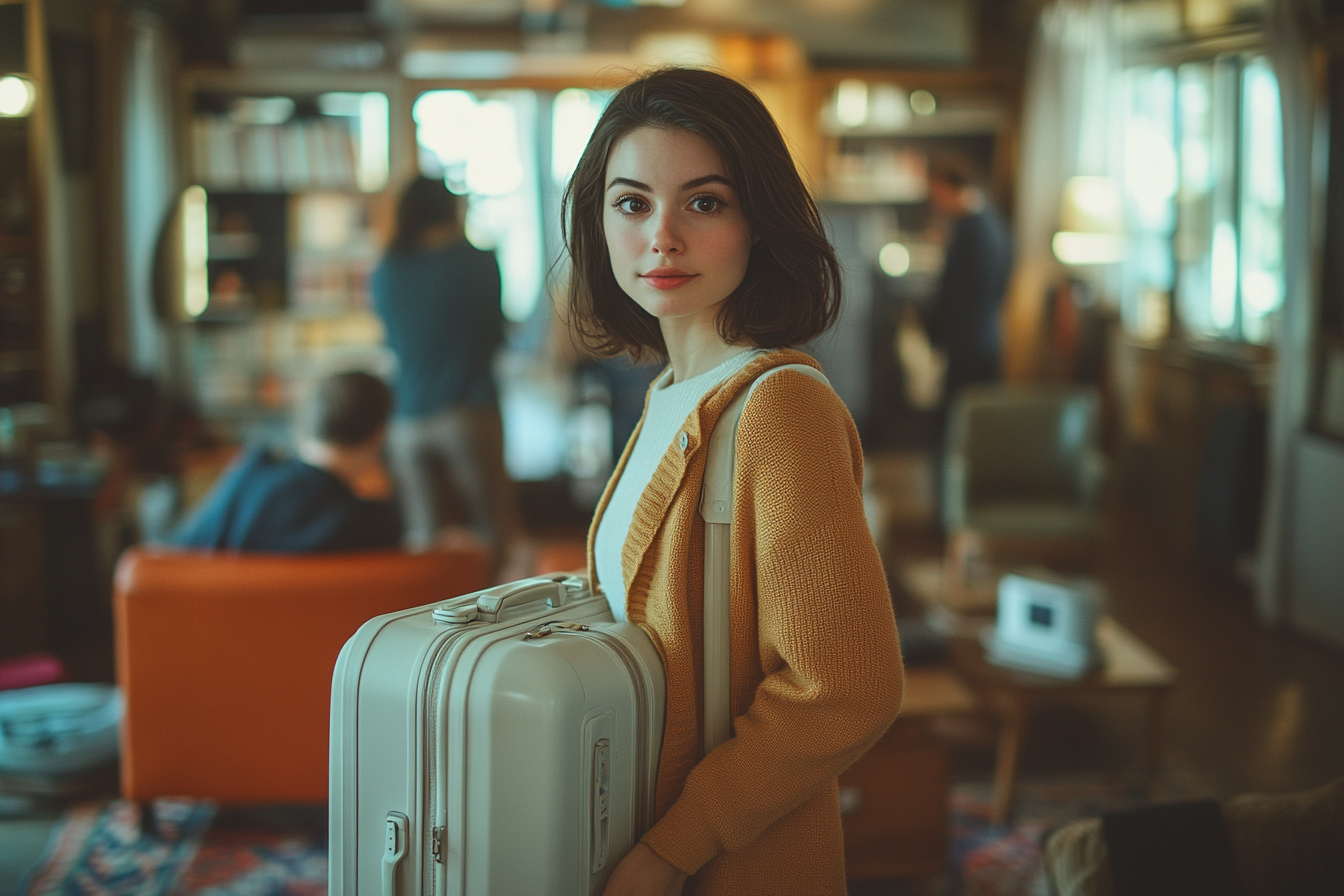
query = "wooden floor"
(886, 498, 1344, 803)
(1088, 511, 1344, 799)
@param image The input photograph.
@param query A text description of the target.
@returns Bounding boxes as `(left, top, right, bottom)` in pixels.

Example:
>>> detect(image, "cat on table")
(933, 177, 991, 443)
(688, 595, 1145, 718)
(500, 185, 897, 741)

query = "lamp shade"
(1059, 176, 1123, 234)
(1054, 175, 1125, 265)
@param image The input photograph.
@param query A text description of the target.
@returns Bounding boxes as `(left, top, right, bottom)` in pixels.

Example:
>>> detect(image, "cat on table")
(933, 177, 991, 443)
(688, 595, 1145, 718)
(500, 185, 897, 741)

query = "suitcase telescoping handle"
(434, 574, 587, 624)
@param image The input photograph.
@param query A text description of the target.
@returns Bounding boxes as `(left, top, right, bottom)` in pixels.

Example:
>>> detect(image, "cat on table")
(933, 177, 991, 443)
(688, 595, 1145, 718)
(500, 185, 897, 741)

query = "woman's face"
(602, 127, 753, 330)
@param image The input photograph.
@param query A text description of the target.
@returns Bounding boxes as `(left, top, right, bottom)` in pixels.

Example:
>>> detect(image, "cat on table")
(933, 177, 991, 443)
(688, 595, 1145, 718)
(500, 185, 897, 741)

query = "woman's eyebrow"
(606, 174, 736, 192)
(682, 174, 735, 190)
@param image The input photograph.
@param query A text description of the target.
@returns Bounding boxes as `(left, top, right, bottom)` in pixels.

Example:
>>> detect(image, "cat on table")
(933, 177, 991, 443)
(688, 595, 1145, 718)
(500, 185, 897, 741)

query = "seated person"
(170, 371, 402, 553)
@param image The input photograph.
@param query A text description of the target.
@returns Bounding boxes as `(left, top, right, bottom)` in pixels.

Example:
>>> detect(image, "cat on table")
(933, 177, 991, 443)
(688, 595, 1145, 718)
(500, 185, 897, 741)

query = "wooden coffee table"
(952, 616, 1177, 824)
(899, 558, 1177, 824)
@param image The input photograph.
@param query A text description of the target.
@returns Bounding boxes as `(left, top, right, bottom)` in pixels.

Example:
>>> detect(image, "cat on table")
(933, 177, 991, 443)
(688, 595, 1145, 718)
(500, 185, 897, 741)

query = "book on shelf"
(192, 115, 358, 192)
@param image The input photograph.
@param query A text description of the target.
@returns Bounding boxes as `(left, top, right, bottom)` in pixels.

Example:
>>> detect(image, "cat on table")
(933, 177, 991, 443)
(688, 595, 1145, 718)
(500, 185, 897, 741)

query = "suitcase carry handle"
(441, 574, 585, 624)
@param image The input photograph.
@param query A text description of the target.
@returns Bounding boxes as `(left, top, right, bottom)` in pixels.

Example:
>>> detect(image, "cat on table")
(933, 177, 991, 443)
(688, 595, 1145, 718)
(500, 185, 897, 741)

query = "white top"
(595, 349, 760, 621)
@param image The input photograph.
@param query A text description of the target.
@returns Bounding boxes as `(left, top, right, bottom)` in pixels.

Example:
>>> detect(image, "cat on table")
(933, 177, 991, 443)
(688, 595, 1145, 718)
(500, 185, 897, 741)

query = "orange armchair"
(114, 545, 491, 804)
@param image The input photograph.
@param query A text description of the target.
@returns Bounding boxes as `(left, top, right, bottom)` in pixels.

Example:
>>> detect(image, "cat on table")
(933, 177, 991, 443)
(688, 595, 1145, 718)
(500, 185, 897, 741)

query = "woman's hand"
(600, 843, 688, 896)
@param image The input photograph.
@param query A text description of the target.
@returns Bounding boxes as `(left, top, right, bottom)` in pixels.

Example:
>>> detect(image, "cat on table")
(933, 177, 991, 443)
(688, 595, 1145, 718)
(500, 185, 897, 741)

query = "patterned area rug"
(22, 801, 326, 896)
(23, 780, 1158, 896)
(950, 777, 1157, 896)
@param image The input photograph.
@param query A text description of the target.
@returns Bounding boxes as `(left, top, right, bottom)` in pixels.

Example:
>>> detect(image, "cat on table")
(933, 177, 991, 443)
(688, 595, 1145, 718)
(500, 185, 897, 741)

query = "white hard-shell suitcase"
(328, 574, 665, 896)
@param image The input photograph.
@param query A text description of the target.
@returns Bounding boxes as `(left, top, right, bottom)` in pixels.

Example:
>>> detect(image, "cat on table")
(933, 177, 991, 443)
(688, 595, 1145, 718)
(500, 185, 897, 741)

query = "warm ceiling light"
(879, 242, 911, 277)
(835, 79, 869, 129)
(909, 89, 936, 116)
(0, 75, 37, 118)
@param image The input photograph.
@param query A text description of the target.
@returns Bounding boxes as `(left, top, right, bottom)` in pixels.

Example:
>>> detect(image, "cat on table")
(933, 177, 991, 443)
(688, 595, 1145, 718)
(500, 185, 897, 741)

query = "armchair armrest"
(114, 546, 490, 803)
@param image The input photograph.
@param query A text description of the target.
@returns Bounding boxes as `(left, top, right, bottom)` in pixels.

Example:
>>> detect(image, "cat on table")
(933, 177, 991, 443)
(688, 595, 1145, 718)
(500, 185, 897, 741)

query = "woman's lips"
(641, 270, 698, 290)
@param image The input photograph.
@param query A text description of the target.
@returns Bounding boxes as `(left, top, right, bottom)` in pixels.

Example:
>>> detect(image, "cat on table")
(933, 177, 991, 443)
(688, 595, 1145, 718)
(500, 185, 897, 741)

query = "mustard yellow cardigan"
(587, 349, 905, 895)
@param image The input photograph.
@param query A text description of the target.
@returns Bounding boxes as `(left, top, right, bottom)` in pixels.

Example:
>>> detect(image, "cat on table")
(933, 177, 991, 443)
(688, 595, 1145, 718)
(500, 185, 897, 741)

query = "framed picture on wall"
(1316, 339, 1344, 441)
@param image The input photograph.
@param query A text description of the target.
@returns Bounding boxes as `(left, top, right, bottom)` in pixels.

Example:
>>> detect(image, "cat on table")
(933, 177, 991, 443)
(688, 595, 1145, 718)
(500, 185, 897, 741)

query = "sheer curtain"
(121, 11, 179, 381)
(1257, 0, 1321, 623)
(1004, 0, 1118, 381)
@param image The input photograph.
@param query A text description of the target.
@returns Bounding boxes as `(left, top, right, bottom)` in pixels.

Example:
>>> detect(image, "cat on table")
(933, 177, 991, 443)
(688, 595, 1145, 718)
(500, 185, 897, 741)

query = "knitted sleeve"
(641, 370, 905, 872)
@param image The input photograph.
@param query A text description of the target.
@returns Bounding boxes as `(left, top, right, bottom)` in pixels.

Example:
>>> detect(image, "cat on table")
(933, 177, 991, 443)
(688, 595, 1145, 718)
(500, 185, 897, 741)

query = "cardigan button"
(678, 431, 689, 451)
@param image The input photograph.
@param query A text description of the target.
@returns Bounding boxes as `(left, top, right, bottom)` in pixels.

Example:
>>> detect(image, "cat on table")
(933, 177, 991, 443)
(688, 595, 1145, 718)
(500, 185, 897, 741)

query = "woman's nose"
(651, 211, 683, 255)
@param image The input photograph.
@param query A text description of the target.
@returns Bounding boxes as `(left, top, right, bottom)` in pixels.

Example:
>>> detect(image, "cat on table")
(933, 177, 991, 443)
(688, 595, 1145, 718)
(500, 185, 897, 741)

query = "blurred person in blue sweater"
(371, 177, 518, 564)
(171, 371, 401, 552)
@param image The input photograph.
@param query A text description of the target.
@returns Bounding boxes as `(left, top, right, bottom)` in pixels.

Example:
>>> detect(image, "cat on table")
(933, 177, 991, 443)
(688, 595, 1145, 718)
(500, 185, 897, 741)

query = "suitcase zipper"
(422, 625, 485, 892)
(523, 622, 591, 639)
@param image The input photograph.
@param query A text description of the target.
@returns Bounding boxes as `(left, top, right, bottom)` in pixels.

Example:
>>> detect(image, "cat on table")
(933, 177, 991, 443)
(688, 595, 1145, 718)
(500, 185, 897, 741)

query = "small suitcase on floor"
(329, 574, 665, 896)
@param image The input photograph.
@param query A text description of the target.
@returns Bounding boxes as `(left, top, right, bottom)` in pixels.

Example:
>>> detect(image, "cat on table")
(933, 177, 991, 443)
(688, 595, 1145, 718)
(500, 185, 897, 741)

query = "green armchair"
(942, 386, 1106, 598)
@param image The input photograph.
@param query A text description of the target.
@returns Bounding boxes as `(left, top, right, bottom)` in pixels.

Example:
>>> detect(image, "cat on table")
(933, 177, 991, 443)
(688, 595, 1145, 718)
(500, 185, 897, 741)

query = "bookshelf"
(176, 70, 407, 438)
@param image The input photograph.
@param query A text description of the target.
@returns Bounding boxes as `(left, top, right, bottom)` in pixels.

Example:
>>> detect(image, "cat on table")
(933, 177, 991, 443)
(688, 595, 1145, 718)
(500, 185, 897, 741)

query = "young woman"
(564, 68, 905, 896)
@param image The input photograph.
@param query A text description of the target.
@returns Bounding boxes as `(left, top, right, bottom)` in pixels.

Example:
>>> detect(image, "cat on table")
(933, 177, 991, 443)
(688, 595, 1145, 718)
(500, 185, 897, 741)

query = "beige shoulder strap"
(699, 363, 831, 755)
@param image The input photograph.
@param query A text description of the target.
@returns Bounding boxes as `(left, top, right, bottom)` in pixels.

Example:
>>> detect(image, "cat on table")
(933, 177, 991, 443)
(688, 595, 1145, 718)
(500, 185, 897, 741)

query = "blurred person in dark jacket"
(924, 155, 1012, 396)
(171, 371, 401, 553)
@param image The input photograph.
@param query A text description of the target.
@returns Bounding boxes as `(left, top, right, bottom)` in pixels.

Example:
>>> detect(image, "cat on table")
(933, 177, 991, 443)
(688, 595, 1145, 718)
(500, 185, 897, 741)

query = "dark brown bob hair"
(562, 67, 842, 361)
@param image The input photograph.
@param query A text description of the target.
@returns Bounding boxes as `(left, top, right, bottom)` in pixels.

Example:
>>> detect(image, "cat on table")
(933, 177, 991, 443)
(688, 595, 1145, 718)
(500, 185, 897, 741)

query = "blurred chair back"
(114, 545, 491, 804)
(944, 385, 1105, 537)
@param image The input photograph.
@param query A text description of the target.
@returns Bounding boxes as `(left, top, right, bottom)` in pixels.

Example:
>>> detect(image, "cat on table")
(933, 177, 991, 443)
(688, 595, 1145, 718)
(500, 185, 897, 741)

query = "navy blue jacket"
(926, 205, 1013, 390)
(170, 445, 402, 553)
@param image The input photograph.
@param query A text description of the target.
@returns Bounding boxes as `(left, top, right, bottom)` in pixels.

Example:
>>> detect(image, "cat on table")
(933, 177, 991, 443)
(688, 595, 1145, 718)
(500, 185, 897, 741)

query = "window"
(414, 89, 543, 324)
(1118, 55, 1285, 344)
(1120, 66, 1177, 338)
(412, 88, 611, 482)
(1238, 58, 1285, 344)
(551, 87, 607, 189)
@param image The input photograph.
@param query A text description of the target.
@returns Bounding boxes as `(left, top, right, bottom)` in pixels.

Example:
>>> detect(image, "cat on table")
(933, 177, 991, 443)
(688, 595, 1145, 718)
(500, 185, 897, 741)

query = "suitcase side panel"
(330, 603, 466, 896)
(358, 610, 461, 896)
(331, 606, 435, 895)
(432, 596, 616, 896)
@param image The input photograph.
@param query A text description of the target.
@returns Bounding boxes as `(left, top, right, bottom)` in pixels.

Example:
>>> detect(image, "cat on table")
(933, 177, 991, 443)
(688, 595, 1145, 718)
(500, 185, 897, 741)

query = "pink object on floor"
(0, 653, 66, 691)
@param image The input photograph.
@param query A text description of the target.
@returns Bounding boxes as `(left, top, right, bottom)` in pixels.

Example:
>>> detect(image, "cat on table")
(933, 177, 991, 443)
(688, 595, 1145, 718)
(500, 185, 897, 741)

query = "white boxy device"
(983, 572, 1103, 679)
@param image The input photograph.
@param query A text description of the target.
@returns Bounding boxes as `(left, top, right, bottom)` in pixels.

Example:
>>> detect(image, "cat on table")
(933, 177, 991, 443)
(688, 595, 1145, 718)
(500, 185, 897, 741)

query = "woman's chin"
(630, 289, 729, 325)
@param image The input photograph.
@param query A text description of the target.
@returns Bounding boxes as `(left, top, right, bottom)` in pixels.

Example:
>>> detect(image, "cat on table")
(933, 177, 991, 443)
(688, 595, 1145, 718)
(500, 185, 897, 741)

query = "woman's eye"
(615, 195, 648, 214)
(691, 196, 721, 213)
